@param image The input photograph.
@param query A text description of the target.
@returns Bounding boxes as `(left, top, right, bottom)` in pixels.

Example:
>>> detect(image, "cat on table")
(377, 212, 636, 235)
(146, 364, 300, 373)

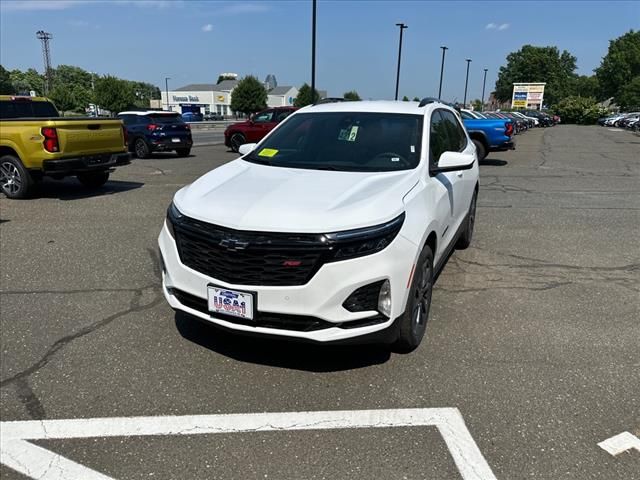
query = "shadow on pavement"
(175, 311, 392, 372)
(35, 179, 144, 200)
(480, 158, 508, 166)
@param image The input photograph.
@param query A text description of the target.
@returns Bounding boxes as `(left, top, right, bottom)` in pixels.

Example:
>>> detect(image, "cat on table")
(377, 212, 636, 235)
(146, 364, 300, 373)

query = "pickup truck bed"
(462, 118, 515, 160)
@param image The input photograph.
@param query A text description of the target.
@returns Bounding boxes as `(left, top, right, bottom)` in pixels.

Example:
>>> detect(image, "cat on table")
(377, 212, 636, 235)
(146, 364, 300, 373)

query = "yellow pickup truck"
(0, 95, 131, 199)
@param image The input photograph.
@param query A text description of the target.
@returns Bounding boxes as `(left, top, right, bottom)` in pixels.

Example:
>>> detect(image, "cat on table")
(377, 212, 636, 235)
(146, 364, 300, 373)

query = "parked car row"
(599, 112, 640, 130)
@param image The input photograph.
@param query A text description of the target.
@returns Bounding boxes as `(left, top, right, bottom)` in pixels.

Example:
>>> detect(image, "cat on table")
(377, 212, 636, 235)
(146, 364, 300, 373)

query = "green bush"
(552, 96, 607, 124)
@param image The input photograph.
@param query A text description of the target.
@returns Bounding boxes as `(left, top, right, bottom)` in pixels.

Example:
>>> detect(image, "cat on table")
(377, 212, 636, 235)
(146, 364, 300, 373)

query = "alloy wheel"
(411, 258, 433, 337)
(0, 161, 21, 196)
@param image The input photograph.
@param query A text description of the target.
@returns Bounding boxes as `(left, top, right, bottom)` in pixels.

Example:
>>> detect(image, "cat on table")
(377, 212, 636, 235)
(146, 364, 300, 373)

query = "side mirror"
(432, 151, 475, 174)
(238, 143, 257, 156)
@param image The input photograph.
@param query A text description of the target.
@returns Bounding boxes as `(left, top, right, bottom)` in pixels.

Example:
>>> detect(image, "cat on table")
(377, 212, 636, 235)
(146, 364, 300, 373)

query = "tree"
(595, 30, 640, 103)
(95, 75, 136, 113)
(9, 68, 45, 95)
(49, 85, 76, 112)
(343, 90, 361, 101)
(0, 65, 14, 94)
(494, 45, 577, 105)
(294, 83, 320, 107)
(616, 76, 640, 111)
(402, 95, 409, 101)
(230, 76, 267, 115)
(570, 75, 600, 98)
(471, 99, 483, 111)
(412, 97, 420, 101)
(552, 96, 606, 124)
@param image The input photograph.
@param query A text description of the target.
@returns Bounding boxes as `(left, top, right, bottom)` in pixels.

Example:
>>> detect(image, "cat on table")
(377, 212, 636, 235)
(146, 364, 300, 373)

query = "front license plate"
(207, 286, 254, 320)
(171, 137, 181, 143)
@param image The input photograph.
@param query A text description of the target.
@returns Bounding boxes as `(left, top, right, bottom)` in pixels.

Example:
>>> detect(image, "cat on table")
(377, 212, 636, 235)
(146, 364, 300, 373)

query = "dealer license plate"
(171, 137, 181, 143)
(207, 286, 254, 320)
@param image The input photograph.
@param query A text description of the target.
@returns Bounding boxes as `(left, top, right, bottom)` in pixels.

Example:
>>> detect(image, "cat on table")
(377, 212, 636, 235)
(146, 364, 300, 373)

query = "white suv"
(159, 100, 479, 351)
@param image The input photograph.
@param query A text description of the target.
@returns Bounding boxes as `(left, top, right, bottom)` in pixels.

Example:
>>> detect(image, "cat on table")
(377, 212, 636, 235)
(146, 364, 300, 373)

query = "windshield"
(150, 114, 184, 124)
(244, 112, 423, 172)
(0, 100, 59, 119)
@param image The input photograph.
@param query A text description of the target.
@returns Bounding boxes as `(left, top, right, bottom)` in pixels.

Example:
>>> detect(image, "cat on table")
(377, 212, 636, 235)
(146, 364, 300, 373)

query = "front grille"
(342, 281, 384, 312)
(170, 288, 387, 332)
(173, 216, 333, 286)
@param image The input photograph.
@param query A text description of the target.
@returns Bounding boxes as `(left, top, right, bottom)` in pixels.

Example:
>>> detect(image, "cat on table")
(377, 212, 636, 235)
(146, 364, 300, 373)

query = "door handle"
(456, 172, 463, 178)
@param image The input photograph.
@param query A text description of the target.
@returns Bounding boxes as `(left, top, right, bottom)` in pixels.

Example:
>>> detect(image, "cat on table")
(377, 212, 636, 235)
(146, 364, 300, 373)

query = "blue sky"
(1, 0, 638, 101)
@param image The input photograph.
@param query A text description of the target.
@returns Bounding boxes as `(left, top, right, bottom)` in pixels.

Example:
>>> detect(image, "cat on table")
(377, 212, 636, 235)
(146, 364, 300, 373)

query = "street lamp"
(311, 0, 317, 104)
(438, 46, 448, 100)
(394, 23, 408, 101)
(463, 58, 472, 108)
(481, 68, 488, 112)
(165, 77, 171, 111)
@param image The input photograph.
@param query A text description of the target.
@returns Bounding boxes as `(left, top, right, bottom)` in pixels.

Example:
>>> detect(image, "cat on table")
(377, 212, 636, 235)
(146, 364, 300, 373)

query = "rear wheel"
(394, 245, 434, 353)
(134, 138, 150, 159)
(472, 139, 487, 160)
(230, 133, 245, 153)
(77, 171, 109, 188)
(0, 155, 33, 199)
(176, 148, 191, 157)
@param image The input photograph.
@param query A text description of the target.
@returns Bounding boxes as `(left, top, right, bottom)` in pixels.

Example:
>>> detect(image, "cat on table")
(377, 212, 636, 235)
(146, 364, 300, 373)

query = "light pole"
(165, 77, 171, 111)
(481, 68, 488, 112)
(463, 58, 472, 108)
(438, 46, 448, 100)
(394, 23, 408, 101)
(311, 0, 317, 104)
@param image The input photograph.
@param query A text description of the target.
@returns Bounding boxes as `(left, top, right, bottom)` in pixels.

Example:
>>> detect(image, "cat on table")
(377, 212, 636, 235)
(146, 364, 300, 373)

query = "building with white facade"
(267, 86, 298, 107)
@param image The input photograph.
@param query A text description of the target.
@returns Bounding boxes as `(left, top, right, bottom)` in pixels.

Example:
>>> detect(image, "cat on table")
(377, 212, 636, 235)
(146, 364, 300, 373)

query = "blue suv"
(117, 111, 193, 158)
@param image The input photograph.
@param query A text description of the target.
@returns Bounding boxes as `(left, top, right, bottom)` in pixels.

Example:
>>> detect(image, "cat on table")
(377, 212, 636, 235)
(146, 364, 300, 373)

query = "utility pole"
(463, 58, 472, 108)
(481, 68, 488, 112)
(394, 23, 408, 101)
(36, 31, 53, 95)
(311, 0, 317, 104)
(438, 46, 448, 100)
(165, 77, 171, 111)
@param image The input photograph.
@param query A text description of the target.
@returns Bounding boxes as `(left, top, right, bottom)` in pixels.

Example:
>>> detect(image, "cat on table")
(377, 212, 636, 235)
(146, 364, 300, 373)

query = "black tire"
(456, 190, 477, 249)
(134, 138, 150, 159)
(394, 245, 434, 353)
(0, 154, 33, 199)
(472, 139, 487, 160)
(230, 133, 245, 153)
(176, 148, 191, 157)
(77, 171, 109, 189)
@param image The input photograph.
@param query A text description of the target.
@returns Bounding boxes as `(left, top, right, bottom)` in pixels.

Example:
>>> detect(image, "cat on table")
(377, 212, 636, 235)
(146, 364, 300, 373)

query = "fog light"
(377, 280, 391, 317)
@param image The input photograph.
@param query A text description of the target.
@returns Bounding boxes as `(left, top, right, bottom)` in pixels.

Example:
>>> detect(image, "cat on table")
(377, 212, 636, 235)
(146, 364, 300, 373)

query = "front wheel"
(394, 245, 434, 353)
(0, 155, 33, 199)
(456, 190, 477, 249)
(229, 133, 246, 153)
(77, 171, 109, 188)
(472, 139, 487, 160)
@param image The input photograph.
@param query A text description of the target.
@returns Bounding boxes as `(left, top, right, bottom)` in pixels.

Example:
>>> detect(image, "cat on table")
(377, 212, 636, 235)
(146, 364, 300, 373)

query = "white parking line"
(598, 431, 640, 456)
(1, 408, 496, 480)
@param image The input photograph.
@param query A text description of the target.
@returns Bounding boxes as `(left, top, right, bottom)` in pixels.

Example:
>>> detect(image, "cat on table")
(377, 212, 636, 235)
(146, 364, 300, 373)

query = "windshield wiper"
(244, 154, 272, 166)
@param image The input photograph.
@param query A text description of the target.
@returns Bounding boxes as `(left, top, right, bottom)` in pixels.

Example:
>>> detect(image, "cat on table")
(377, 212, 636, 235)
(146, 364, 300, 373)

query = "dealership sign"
(173, 95, 200, 102)
(511, 83, 545, 109)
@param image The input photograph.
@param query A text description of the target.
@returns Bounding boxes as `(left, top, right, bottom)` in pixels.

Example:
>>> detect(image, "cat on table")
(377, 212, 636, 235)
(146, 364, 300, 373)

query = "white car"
(159, 100, 479, 351)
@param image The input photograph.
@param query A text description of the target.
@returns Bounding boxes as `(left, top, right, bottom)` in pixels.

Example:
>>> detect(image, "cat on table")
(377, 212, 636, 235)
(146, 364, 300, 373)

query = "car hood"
(174, 159, 418, 233)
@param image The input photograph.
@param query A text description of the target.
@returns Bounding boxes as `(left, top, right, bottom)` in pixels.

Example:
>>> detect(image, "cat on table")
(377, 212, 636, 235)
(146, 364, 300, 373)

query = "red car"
(224, 107, 297, 152)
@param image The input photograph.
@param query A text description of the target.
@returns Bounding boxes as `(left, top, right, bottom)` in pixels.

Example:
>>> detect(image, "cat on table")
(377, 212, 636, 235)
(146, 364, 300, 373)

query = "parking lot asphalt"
(1, 126, 639, 479)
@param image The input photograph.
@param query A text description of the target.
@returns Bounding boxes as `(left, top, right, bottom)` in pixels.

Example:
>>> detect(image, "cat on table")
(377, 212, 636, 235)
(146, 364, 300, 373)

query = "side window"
(275, 109, 293, 122)
(440, 110, 467, 152)
(429, 111, 448, 163)
(253, 110, 275, 123)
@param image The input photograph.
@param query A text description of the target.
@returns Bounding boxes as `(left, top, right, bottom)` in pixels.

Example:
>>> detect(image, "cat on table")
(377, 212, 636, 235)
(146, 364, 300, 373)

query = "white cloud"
(486, 22, 510, 31)
(498, 23, 510, 30)
(68, 19, 90, 27)
(202, 23, 213, 32)
(485, 23, 497, 30)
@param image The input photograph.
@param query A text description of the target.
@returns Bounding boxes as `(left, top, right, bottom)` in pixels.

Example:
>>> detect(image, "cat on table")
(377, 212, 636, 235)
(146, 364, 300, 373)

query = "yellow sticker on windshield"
(258, 148, 279, 157)
(347, 126, 359, 142)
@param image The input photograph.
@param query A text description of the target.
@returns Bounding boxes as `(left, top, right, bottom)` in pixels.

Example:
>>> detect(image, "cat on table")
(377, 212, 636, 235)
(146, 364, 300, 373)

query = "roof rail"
(418, 97, 440, 107)
(316, 97, 346, 104)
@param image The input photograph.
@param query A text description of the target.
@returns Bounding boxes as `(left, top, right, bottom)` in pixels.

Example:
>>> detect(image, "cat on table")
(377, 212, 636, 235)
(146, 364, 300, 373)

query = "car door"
(439, 109, 475, 228)
(246, 109, 276, 142)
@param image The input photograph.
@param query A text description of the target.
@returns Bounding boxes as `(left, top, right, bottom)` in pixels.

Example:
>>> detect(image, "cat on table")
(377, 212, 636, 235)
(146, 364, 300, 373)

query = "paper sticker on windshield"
(347, 126, 359, 142)
(338, 128, 349, 141)
(258, 148, 278, 157)
(410, 145, 415, 153)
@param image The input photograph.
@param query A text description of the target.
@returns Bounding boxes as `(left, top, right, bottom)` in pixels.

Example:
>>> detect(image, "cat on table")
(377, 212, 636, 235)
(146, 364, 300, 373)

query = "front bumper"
(158, 222, 416, 343)
(42, 152, 131, 174)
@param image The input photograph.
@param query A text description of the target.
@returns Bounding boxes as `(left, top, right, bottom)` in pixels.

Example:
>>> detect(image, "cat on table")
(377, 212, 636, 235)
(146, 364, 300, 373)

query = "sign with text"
(511, 83, 545, 110)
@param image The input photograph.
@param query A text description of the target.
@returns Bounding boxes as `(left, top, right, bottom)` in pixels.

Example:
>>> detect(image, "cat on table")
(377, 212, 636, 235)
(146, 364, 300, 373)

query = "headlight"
(325, 213, 405, 261)
(166, 201, 183, 239)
